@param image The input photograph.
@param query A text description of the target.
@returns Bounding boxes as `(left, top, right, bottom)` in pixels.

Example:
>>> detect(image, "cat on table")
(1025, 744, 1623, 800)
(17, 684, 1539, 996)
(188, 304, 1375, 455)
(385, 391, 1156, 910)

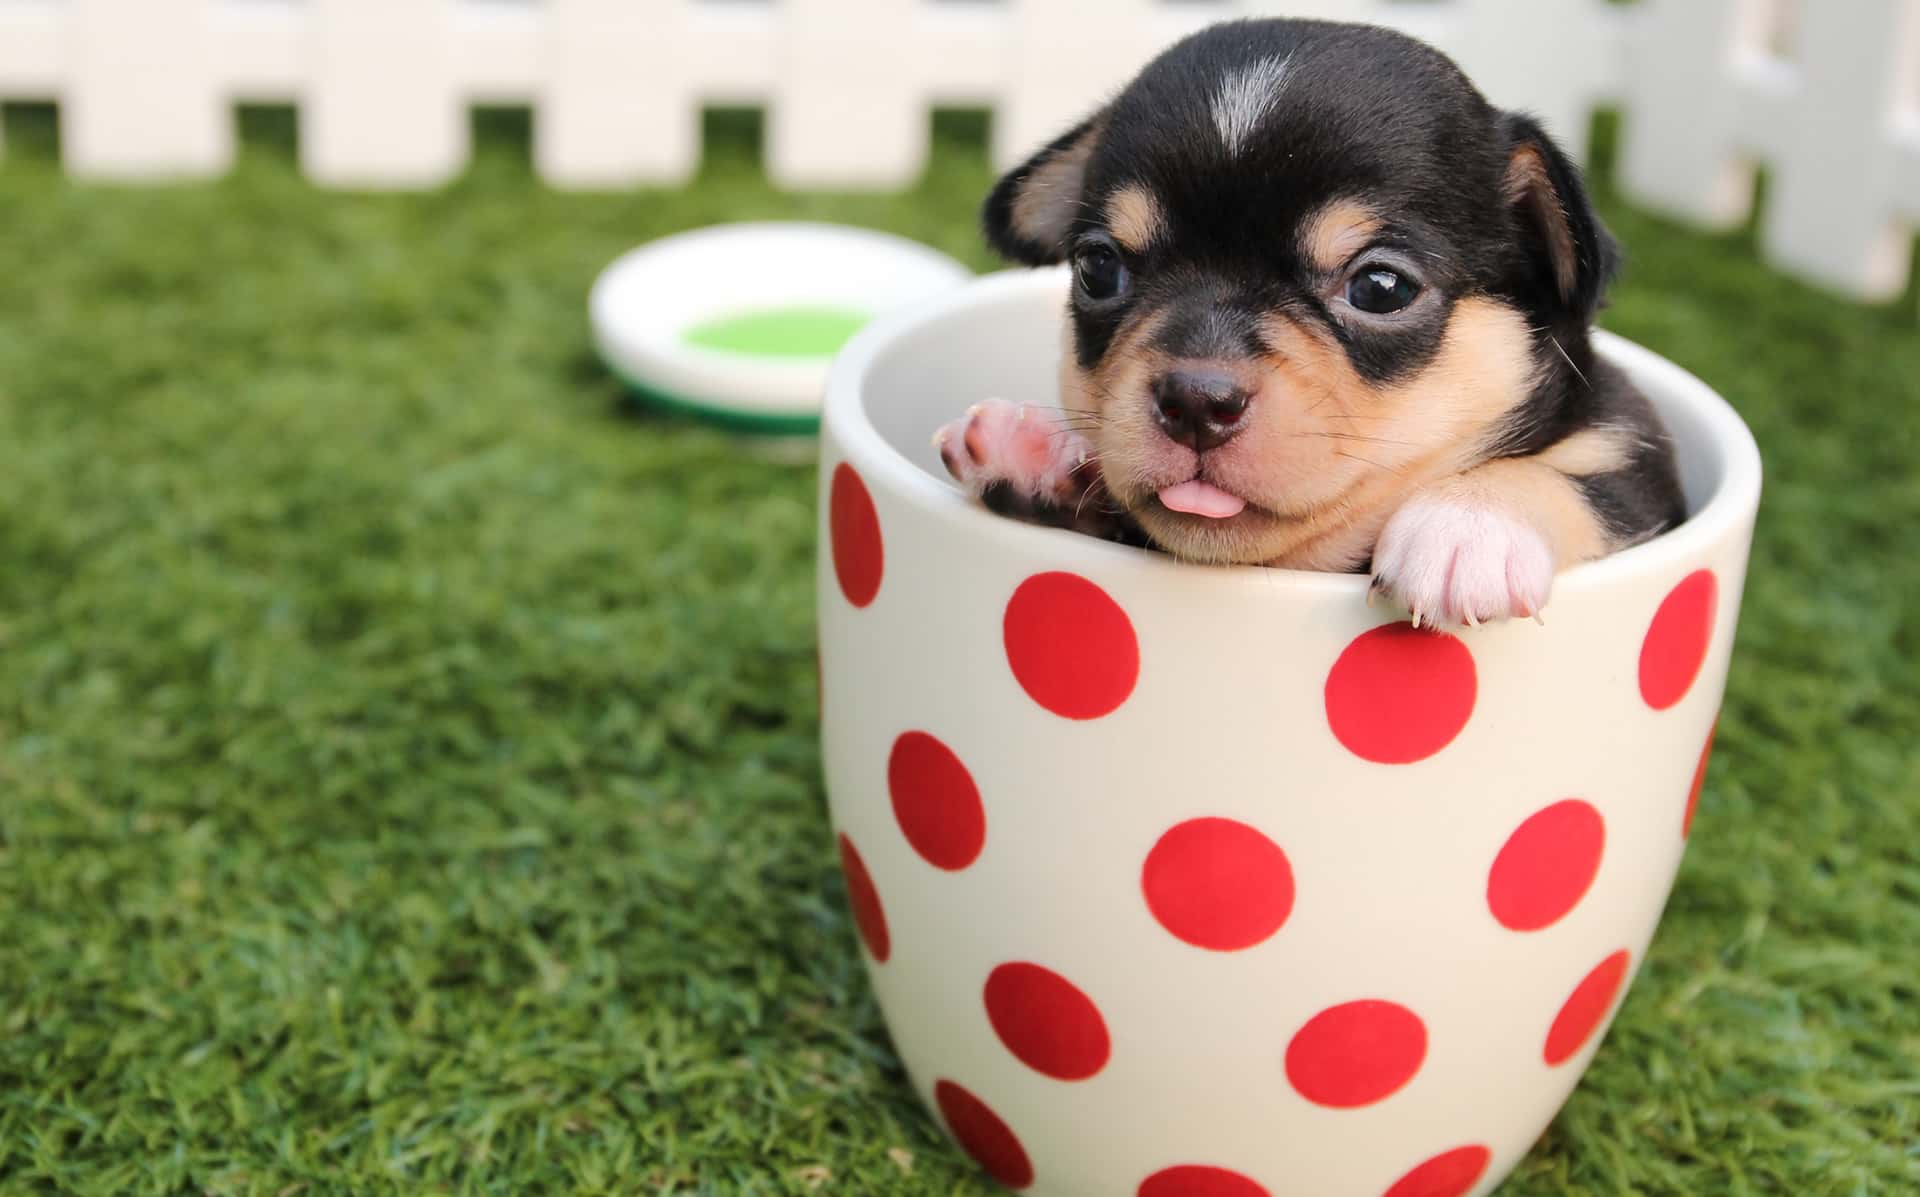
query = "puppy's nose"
(1152, 369, 1251, 452)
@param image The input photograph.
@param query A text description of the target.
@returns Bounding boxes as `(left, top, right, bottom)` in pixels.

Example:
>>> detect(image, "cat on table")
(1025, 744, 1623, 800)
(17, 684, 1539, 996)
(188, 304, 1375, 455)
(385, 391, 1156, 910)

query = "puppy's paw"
(1371, 494, 1555, 627)
(934, 399, 1095, 520)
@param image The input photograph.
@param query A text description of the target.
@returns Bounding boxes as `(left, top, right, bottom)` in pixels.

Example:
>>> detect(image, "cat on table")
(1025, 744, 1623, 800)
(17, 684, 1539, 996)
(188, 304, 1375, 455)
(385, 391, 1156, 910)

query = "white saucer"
(590, 222, 972, 434)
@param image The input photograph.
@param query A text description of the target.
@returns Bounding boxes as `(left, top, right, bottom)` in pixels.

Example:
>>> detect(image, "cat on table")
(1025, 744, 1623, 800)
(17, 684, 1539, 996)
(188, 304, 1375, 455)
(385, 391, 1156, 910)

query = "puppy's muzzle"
(1152, 368, 1251, 452)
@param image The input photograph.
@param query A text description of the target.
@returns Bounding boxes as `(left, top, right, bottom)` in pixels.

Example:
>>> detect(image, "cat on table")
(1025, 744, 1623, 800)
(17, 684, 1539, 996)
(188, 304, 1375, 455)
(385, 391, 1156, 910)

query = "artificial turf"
(0, 103, 1914, 1195)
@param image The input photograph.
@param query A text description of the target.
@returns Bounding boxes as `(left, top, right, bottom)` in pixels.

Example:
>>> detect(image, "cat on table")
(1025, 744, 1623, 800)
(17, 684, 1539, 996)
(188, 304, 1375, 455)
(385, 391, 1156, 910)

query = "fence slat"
(921, 2, 1007, 108)
(1442, 0, 1622, 163)
(458, 0, 542, 104)
(305, 0, 464, 188)
(214, 0, 305, 102)
(1242, 0, 1383, 20)
(1728, 53, 1795, 165)
(683, 4, 776, 108)
(0, 0, 60, 162)
(1619, 0, 1758, 229)
(1758, 0, 1919, 298)
(995, 0, 1201, 173)
(65, 0, 228, 179)
(538, 0, 697, 188)
(771, 0, 927, 188)
(1896, 121, 1920, 217)
(0, 0, 65, 95)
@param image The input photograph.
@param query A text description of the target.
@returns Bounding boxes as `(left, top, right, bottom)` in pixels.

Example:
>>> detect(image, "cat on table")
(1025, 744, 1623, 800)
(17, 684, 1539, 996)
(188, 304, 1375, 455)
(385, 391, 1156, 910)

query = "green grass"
(0, 104, 1914, 1195)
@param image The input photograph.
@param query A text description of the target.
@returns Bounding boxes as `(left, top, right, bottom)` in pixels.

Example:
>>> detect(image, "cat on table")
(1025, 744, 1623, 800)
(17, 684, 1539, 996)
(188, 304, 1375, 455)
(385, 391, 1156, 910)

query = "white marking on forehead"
(1211, 54, 1293, 157)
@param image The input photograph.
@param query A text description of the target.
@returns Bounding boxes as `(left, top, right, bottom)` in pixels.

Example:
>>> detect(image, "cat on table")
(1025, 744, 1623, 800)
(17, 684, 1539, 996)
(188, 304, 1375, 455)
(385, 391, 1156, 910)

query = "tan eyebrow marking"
(1105, 185, 1167, 254)
(1301, 199, 1383, 275)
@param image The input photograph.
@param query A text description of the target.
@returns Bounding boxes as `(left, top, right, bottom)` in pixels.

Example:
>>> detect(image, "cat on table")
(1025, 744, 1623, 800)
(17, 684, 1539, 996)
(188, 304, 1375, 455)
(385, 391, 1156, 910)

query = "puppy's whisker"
(1334, 449, 1404, 475)
(1546, 334, 1591, 390)
(1299, 431, 1417, 447)
(1074, 485, 1111, 523)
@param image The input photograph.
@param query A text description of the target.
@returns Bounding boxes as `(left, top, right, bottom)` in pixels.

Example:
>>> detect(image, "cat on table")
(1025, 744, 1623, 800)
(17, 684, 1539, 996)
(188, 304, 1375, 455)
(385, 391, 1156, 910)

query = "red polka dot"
(1382, 1146, 1492, 1197)
(1639, 570, 1717, 710)
(889, 731, 985, 871)
(1325, 624, 1476, 764)
(1684, 721, 1717, 838)
(934, 1080, 1034, 1189)
(1545, 949, 1631, 1066)
(1002, 572, 1138, 720)
(984, 962, 1111, 1080)
(1286, 1000, 1427, 1108)
(1142, 818, 1294, 952)
(836, 834, 889, 963)
(1486, 799, 1606, 931)
(830, 463, 883, 608)
(1139, 1164, 1272, 1197)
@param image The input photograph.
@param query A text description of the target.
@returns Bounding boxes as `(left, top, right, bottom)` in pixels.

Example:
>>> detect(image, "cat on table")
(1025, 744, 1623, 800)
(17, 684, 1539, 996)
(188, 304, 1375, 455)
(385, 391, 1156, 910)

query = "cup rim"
(823, 267, 1761, 600)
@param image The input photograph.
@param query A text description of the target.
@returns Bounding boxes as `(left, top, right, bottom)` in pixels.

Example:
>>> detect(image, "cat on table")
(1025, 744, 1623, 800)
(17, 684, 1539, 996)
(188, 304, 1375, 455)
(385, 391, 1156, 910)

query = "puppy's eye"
(1346, 267, 1421, 315)
(1072, 242, 1130, 302)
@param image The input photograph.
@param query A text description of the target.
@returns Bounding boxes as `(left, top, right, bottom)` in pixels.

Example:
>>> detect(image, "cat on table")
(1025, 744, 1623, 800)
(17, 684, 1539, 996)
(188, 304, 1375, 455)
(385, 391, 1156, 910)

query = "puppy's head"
(984, 20, 1615, 567)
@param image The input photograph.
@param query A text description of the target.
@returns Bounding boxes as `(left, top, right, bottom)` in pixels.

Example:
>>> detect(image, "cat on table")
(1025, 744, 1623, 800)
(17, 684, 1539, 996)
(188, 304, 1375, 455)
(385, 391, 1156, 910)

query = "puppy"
(936, 19, 1684, 626)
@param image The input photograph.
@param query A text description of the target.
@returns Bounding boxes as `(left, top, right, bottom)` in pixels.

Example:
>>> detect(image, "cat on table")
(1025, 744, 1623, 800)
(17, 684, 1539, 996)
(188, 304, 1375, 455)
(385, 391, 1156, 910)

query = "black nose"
(1152, 369, 1251, 452)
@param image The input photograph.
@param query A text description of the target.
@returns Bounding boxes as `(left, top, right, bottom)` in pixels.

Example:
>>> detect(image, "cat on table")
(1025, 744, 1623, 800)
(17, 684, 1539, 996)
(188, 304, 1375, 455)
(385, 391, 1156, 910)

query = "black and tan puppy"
(936, 19, 1684, 626)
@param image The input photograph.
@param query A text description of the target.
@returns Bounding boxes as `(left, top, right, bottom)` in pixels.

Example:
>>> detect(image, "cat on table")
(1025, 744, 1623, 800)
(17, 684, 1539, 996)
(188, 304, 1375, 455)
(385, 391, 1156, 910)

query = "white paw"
(933, 398, 1094, 510)
(1371, 495, 1555, 627)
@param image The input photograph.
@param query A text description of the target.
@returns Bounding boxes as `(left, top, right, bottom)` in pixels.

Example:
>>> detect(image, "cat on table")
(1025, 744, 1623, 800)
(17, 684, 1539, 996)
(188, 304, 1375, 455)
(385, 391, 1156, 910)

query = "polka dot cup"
(818, 269, 1760, 1197)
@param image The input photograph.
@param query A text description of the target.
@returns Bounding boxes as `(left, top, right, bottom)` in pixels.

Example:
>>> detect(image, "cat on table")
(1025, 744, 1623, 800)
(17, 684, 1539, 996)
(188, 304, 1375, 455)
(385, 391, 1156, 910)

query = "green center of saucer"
(682, 305, 870, 358)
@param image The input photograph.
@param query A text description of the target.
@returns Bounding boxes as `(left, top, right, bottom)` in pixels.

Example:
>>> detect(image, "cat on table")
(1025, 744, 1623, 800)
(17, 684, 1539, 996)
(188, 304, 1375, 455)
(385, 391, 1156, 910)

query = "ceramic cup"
(816, 269, 1759, 1197)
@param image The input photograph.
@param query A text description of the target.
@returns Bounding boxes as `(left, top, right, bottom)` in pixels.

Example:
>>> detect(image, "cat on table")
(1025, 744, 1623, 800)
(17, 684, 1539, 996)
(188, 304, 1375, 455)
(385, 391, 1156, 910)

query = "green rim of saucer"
(605, 358, 824, 436)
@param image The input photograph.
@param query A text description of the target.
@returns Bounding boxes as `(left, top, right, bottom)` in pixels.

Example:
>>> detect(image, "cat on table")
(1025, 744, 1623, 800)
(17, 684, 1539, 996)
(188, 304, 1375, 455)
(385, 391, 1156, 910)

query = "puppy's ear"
(1501, 113, 1618, 322)
(982, 111, 1107, 265)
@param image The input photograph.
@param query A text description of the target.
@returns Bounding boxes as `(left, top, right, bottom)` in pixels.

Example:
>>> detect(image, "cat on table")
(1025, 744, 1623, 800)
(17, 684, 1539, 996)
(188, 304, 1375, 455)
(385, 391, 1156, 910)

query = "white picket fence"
(0, 0, 1916, 299)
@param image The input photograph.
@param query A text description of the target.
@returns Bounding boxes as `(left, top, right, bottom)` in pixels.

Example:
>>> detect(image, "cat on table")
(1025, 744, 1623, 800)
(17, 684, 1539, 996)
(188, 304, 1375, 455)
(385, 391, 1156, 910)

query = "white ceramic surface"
(589, 222, 970, 422)
(816, 269, 1760, 1197)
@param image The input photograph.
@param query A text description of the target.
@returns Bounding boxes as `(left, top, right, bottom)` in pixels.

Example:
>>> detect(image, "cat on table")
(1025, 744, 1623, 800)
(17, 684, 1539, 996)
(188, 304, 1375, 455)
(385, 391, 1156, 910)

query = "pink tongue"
(1158, 480, 1247, 519)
